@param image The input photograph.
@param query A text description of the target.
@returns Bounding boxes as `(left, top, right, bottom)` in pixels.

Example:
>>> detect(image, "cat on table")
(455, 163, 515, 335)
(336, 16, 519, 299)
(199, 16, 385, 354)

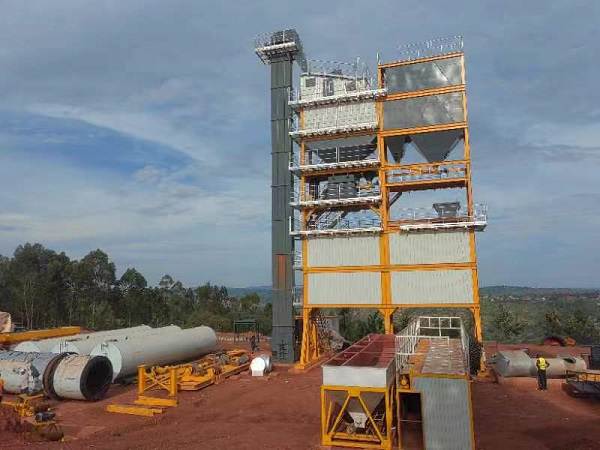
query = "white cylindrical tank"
(14, 339, 60, 353)
(0, 360, 37, 394)
(48, 354, 113, 401)
(14, 325, 153, 353)
(50, 325, 182, 355)
(250, 355, 272, 376)
(91, 326, 217, 381)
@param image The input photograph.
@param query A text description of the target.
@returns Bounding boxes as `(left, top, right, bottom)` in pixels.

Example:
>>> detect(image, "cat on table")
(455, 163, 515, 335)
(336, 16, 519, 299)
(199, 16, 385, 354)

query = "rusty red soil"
(1, 341, 599, 450)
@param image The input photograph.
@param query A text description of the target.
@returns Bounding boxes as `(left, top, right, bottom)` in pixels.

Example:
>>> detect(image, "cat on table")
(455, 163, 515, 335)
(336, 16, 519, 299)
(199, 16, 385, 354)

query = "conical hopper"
(411, 129, 462, 162)
(329, 391, 385, 429)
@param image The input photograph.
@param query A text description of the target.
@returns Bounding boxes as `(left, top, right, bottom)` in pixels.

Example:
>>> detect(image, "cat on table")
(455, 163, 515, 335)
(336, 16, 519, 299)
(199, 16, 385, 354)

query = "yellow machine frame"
(297, 51, 485, 370)
(137, 349, 251, 397)
(321, 383, 395, 450)
(0, 326, 81, 345)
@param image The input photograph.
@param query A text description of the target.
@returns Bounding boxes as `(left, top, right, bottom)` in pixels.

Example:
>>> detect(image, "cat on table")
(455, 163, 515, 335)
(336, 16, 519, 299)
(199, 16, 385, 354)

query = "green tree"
(119, 268, 148, 326)
(69, 249, 117, 329)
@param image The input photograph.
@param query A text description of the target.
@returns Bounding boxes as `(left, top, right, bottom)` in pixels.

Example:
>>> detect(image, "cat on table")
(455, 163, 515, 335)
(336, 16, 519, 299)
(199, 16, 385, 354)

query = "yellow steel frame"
(1, 393, 45, 418)
(298, 308, 334, 368)
(321, 384, 395, 450)
(0, 326, 81, 345)
(138, 350, 251, 396)
(295, 51, 485, 371)
(566, 370, 600, 383)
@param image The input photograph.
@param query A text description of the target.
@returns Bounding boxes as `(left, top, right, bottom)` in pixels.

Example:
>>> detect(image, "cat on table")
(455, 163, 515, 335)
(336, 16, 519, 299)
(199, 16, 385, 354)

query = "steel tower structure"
(256, 33, 486, 371)
(255, 30, 306, 362)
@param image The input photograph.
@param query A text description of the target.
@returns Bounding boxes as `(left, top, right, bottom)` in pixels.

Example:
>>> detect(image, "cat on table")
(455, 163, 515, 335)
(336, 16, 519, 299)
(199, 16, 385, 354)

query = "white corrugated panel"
(308, 272, 381, 305)
(389, 231, 471, 265)
(391, 270, 473, 304)
(303, 101, 376, 130)
(307, 236, 380, 267)
(412, 377, 474, 450)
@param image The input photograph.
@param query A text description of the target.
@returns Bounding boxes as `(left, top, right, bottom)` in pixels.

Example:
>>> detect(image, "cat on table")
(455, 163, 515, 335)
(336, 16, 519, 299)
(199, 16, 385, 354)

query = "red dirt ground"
(1, 342, 598, 450)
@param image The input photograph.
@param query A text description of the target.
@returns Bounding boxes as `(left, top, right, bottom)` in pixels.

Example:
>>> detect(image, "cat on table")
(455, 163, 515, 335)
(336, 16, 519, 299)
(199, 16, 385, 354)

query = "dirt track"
(1, 343, 599, 449)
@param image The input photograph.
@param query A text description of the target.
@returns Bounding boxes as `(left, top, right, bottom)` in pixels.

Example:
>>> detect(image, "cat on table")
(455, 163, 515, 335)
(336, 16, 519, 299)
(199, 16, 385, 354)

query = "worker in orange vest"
(535, 354, 550, 390)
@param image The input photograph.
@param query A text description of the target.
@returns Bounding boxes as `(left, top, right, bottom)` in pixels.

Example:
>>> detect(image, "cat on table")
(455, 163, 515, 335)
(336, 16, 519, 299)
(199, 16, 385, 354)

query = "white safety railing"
(386, 162, 467, 184)
(291, 183, 381, 207)
(395, 316, 470, 374)
(289, 146, 379, 173)
(289, 84, 386, 107)
(397, 36, 464, 62)
(393, 203, 487, 231)
(289, 215, 382, 236)
(305, 58, 369, 79)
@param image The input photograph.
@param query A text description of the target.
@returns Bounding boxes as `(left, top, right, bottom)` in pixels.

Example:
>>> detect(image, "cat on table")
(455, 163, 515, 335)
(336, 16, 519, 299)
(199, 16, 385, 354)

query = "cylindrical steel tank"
(91, 326, 217, 380)
(48, 354, 113, 401)
(544, 356, 587, 378)
(0, 351, 113, 400)
(14, 325, 153, 353)
(0, 360, 36, 394)
(0, 350, 63, 385)
(492, 350, 587, 378)
(50, 325, 182, 355)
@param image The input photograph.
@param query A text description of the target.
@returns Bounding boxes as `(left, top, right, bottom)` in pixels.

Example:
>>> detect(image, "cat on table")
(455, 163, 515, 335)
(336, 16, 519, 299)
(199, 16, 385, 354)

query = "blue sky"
(0, 1, 598, 287)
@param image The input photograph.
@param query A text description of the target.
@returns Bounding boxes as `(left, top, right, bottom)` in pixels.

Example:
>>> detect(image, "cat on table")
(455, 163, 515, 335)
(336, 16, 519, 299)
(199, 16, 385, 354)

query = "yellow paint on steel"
(135, 396, 178, 407)
(0, 326, 81, 344)
(321, 384, 395, 450)
(379, 122, 467, 138)
(305, 303, 476, 309)
(384, 84, 465, 102)
(106, 404, 163, 417)
(304, 262, 475, 273)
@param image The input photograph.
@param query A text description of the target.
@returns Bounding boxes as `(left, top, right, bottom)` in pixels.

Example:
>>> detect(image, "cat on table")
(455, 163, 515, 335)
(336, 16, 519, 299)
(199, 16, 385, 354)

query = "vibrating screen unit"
(255, 29, 306, 362)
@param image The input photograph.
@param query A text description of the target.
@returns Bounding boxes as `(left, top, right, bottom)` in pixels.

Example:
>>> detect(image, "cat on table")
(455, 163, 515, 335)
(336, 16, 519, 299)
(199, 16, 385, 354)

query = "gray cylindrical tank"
(0, 350, 63, 386)
(48, 354, 113, 401)
(14, 325, 153, 353)
(492, 350, 534, 377)
(544, 356, 587, 378)
(91, 326, 217, 381)
(0, 351, 113, 400)
(492, 350, 587, 378)
(14, 339, 62, 353)
(50, 325, 182, 355)
(0, 360, 37, 394)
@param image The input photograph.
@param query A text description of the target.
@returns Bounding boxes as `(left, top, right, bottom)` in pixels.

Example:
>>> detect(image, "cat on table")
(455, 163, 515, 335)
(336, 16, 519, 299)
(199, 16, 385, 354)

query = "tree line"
(0, 243, 271, 334)
(1, 243, 598, 346)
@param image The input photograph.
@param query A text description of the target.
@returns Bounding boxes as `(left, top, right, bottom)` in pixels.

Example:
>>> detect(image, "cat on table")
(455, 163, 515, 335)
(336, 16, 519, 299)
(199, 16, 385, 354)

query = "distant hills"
(227, 285, 273, 304)
(480, 286, 600, 296)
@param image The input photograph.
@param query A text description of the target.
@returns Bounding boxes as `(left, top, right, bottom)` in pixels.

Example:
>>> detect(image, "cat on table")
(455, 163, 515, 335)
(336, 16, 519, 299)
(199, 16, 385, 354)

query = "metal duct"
(0, 351, 113, 400)
(14, 325, 153, 353)
(47, 354, 113, 401)
(0, 360, 37, 394)
(91, 326, 218, 381)
(0, 350, 63, 389)
(50, 325, 182, 355)
(492, 350, 587, 378)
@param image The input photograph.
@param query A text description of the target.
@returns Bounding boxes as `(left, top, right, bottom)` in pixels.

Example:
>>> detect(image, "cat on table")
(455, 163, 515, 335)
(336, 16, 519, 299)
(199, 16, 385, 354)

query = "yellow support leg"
(135, 396, 178, 408)
(106, 404, 164, 417)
